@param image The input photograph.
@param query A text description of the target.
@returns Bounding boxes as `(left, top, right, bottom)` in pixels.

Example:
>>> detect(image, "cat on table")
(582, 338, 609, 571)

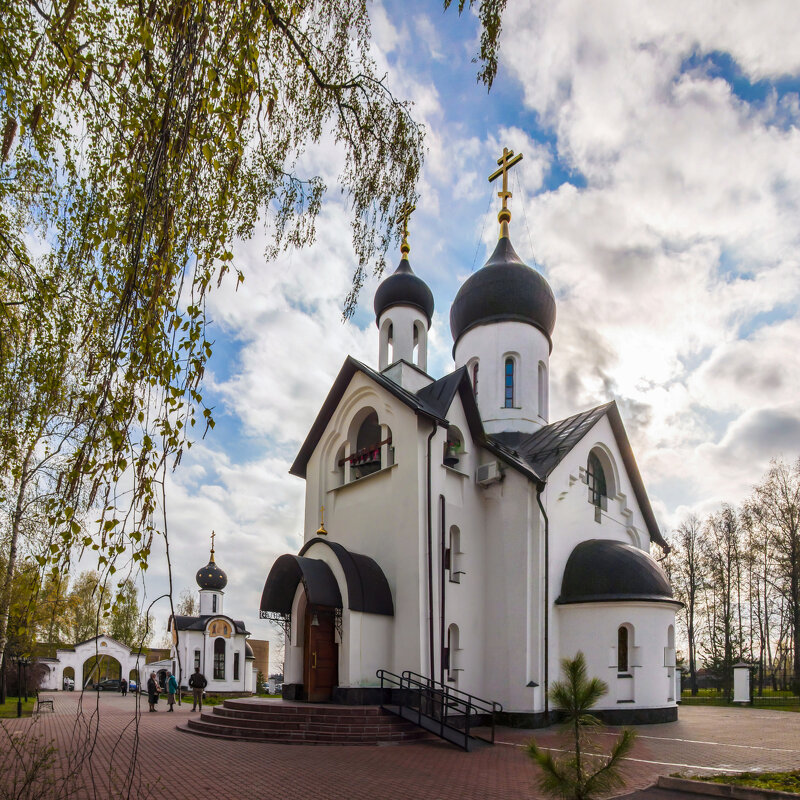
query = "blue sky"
(135, 1, 800, 665)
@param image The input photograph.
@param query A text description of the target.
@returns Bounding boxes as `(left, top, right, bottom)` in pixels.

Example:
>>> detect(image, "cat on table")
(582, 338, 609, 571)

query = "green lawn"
(688, 770, 800, 794)
(0, 697, 36, 718)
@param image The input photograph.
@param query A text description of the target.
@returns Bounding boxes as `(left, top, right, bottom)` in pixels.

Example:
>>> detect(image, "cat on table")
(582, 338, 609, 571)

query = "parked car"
(128, 680, 138, 692)
(95, 679, 121, 691)
(63, 677, 75, 691)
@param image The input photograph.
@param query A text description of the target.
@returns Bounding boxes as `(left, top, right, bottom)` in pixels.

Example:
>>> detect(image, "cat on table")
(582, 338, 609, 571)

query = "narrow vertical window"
(587, 452, 607, 509)
(472, 362, 479, 396)
(194, 650, 201, 671)
(214, 637, 226, 680)
(233, 651, 240, 681)
(212, 594, 217, 613)
(618, 626, 629, 673)
(504, 358, 514, 408)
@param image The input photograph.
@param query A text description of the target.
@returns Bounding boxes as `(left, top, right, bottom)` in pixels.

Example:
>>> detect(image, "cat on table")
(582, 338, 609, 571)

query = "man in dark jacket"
(188, 668, 207, 712)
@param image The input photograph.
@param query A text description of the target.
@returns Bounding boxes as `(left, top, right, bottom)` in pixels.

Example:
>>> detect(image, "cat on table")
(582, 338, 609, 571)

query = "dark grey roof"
(290, 358, 479, 479)
(171, 614, 250, 635)
(260, 555, 343, 615)
(491, 401, 668, 550)
(245, 642, 255, 659)
(298, 538, 394, 615)
(374, 258, 434, 326)
(196, 558, 227, 591)
(557, 539, 680, 606)
(450, 235, 556, 352)
(492, 404, 612, 478)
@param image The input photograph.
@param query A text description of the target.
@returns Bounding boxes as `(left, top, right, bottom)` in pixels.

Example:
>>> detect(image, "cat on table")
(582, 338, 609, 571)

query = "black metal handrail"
(376, 669, 502, 749)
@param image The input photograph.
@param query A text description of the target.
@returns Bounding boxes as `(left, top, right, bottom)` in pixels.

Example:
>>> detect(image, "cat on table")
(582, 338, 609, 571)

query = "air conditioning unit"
(476, 461, 502, 486)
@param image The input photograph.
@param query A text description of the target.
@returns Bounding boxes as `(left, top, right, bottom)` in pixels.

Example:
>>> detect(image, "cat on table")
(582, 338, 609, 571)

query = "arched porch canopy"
(260, 539, 394, 616)
(260, 555, 342, 615)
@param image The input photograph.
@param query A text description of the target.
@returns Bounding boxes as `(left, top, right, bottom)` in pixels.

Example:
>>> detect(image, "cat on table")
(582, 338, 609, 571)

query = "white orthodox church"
(169, 544, 258, 694)
(261, 154, 680, 725)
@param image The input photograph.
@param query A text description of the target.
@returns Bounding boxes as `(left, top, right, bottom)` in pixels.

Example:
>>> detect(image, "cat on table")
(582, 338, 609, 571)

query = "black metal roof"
(450, 235, 556, 352)
(557, 539, 680, 606)
(171, 614, 250, 635)
(374, 257, 434, 326)
(298, 538, 394, 616)
(492, 402, 668, 550)
(288, 358, 666, 550)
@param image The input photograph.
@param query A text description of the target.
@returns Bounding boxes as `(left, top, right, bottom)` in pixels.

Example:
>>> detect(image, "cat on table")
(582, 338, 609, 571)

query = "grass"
(0, 697, 36, 718)
(682, 770, 800, 794)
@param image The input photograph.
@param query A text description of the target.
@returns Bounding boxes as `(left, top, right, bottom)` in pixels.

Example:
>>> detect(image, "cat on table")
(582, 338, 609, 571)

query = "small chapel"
(169, 537, 258, 694)
(260, 150, 680, 725)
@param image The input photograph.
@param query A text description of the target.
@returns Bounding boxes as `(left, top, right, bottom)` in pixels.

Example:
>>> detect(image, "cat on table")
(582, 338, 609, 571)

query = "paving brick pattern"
(2, 694, 799, 800)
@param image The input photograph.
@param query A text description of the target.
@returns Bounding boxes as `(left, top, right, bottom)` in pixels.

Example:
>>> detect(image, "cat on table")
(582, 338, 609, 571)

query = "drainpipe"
(536, 481, 550, 723)
(426, 421, 438, 681)
(439, 494, 446, 686)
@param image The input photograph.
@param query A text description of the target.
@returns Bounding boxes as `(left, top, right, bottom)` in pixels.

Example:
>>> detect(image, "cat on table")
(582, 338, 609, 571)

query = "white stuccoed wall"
(453, 320, 550, 434)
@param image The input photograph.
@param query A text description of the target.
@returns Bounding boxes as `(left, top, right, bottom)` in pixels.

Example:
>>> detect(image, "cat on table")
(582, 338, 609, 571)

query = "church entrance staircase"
(377, 669, 502, 752)
(176, 698, 430, 745)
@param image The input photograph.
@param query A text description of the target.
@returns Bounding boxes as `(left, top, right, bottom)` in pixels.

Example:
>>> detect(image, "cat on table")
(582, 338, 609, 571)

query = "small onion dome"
(449, 236, 556, 350)
(196, 558, 227, 591)
(556, 539, 678, 605)
(374, 258, 434, 327)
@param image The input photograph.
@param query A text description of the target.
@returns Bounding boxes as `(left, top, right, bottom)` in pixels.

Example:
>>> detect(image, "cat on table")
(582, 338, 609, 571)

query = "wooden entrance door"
(303, 606, 338, 702)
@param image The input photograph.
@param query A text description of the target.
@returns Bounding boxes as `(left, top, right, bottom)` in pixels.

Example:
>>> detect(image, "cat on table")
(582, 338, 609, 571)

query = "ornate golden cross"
(209, 529, 216, 561)
(488, 148, 523, 222)
(397, 202, 415, 257)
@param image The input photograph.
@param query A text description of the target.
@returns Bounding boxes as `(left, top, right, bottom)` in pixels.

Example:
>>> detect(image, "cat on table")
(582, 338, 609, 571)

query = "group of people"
(142, 668, 208, 712)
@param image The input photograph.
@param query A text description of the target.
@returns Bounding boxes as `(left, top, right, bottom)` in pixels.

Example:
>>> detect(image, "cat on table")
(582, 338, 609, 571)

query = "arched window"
(214, 637, 226, 680)
(472, 362, 479, 396)
(504, 358, 515, 408)
(443, 425, 464, 469)
(448, 526, 462, 583)
(352, 411, 383, 479)
(538, 361, 548, 419)
(194, 650, 201, 671)
(446, 623, 460, 683)
(617, 626, 629, 673)
(587, 451, 607, 509)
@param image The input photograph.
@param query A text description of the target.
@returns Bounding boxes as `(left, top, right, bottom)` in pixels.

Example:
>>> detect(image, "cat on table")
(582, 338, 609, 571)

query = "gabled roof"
(491, 402, 668, 550)
(171, 614, 250, 636)
(290, 357, 485, 478)
(288, 358, 666, 550)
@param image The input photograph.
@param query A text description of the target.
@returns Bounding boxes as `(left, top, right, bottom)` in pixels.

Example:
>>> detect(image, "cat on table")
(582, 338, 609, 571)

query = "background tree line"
(666, 458, 800, 697)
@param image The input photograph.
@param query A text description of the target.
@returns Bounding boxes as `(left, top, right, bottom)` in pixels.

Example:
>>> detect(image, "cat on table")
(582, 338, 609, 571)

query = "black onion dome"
(557, 539, 678, 605)
(374, 258, 434, 327)
(449, 236, 556, 350)
(196, 558, 228, 591)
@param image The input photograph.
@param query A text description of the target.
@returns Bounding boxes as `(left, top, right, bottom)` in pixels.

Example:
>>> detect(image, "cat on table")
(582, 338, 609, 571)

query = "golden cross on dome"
(397, 202, 416, 258)
(488, 147, 523, 230)
(210, 530, 216, 561)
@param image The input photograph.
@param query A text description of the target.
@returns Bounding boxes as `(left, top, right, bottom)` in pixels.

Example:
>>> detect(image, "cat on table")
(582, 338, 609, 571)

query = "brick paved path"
(2, 694, 799, 800)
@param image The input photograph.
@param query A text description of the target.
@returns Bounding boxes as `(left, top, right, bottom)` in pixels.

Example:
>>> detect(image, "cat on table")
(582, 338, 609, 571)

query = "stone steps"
(176, 699, 430, 746)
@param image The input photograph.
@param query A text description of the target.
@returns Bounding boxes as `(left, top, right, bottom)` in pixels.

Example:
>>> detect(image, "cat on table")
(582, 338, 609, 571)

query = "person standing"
(120, 678, 128, 697)
(147, 672, 161, 712)
(188, 668, 207, 712)
(166, 671, 178, 711)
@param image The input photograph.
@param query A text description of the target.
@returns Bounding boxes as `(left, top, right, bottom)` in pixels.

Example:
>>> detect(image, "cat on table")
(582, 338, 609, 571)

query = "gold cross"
(397, 203, 415, 257)
(488, 148, 523, 222)
(210, 530, 216, 561)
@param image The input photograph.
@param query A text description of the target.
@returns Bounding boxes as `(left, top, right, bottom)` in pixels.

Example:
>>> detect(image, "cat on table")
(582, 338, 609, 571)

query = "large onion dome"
(196, 556, 228, 591)
(374, 258, 434, 327)
(449, 236, 556, 350)
(556, 540, 678, 605)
